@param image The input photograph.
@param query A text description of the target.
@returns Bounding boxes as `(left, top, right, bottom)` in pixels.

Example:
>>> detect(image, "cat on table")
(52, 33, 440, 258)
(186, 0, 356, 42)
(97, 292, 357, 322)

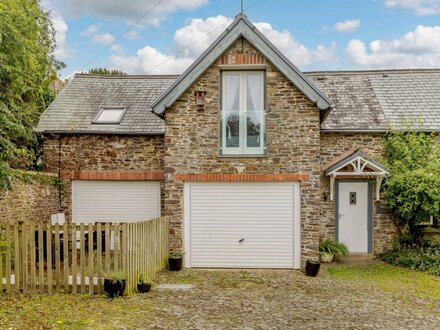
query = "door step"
(335, 253, 378, 266)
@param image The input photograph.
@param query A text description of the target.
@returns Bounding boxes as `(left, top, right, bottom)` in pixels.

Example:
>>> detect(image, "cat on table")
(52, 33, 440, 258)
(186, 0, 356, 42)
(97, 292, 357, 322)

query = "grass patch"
(328, 263, 440, 304)
(0, 293, 159, 329)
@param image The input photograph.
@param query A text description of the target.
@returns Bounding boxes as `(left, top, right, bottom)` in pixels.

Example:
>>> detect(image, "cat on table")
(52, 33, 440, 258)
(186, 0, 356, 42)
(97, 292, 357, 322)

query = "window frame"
(92, 107, 126, 124)
(220, 70, 266, 156)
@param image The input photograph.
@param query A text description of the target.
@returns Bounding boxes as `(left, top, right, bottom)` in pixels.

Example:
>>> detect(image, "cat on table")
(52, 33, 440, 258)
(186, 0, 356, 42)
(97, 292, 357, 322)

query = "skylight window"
(93, 108, 126, 124)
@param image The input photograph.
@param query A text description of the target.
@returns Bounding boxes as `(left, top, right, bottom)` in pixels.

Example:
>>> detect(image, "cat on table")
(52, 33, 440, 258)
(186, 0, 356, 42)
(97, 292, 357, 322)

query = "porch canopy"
(322, 149, 389, 201)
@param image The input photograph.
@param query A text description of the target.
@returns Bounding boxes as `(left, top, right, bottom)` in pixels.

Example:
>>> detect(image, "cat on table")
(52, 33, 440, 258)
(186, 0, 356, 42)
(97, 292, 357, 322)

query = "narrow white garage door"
(73, 181, 160, 223)
(184, 182, 301, 269)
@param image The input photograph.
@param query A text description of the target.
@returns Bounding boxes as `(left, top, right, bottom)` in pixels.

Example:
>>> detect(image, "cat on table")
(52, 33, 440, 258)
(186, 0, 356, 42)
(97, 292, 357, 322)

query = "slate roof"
(36, 74, 177, 135)
(37, 69, 440, 134)
(152, 14, 334, 114)
(307, 69, 440, 131)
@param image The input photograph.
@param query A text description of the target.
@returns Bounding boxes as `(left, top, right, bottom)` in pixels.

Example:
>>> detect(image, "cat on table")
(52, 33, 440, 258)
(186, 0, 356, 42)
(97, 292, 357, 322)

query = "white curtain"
(246, 74, 263, 145)
(225, 75, 240, 140)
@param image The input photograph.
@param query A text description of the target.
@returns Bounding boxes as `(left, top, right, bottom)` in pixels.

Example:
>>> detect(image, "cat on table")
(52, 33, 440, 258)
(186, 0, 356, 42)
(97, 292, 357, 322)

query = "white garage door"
(184, 182, 301, 269)
(72, 181, 160, 223)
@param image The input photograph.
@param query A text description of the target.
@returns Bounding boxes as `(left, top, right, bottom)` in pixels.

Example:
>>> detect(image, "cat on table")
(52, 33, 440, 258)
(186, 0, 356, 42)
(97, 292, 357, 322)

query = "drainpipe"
(58, 135, 62, 213)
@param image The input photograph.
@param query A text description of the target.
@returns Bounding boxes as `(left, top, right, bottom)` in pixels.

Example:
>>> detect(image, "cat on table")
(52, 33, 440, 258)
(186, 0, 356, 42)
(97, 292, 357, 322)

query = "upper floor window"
(93, 107, 126, 124)
(221, 71, 265, 155)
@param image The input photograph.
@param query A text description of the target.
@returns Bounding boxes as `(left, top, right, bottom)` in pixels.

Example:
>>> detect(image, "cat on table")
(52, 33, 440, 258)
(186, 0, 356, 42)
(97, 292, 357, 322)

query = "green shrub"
(379, 236, 440, 276)
(319, 240, 349, 256)
(104, 270, 127, 282)
(169, 251, 184, 259)
(424, 235, 440, 249)
(138, 274, 153, 285)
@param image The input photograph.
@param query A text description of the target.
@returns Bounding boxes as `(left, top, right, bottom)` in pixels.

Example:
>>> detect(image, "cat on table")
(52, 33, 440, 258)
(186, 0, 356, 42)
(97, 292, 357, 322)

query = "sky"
(42, 0, 440, 78)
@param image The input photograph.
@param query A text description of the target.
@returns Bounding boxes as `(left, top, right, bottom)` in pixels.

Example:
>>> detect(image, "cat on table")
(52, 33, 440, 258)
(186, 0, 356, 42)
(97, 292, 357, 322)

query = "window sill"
(218, 154, 268, 158)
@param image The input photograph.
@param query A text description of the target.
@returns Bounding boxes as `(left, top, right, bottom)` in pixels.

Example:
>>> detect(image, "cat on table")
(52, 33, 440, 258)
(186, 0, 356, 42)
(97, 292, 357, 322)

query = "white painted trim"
(328, 155, 388, 176)
(376, 176, 384, 201)
(92, 107, 126, 124)
(72, 181, 76, 223)
(218, 64, 267, 70)
(419, 215, 434, 226)
(328, 172, 387, 177)
(329, 175, 335, 202)
(293, 182, 301, 269)
(221, 71, 265, 155)
(183, 183, 191, 268)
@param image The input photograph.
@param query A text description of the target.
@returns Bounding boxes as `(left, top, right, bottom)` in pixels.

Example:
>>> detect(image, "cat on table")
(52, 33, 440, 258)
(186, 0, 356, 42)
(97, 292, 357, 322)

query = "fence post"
(5, 224, 11, 293)
(54, 223, 60, 292)
(37, 224, 44, 293)
(46, 223, 53, 293)
(121, 223, 128, 293)
(63, 222, 69, 293)
(88, 223, 94, 294)
(13, 224, 20, 292)
(96, 223, 102, 294)
(0, 226, 3, 293)
(21, 224, 28, 292)
(79, 223, 85, 294)
(71, 223, 77, 294)
(105, 223, 110, 274)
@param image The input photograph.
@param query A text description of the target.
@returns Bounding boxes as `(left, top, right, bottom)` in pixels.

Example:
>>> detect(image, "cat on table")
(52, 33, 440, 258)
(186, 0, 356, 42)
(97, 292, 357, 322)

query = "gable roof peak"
(151, 14, 334, 114)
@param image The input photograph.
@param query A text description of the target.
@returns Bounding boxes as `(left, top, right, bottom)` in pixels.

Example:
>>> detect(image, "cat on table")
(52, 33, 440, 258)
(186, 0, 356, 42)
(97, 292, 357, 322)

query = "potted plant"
(137, 274, 153, 293)
(169, 251, 184, 271)
(104, 270, 127, 298)
(305, 259, 321, 277)
(319, 239, 349, 263)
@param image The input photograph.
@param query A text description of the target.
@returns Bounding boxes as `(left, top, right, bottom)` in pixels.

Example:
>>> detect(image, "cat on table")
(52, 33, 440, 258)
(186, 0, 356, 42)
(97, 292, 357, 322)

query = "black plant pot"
(104, 279, 127, 298)
(305, 260, 321, 277)
(137, 283, 152, 293)
(169, 257, 183, 271)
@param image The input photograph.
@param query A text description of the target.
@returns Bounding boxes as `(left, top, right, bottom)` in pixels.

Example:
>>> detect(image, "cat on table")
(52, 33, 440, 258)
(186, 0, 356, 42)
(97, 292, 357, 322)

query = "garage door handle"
(238, 238, 244, 243)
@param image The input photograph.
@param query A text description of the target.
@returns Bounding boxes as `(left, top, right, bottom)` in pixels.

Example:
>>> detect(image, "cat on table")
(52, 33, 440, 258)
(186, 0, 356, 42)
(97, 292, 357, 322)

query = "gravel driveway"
(146, 267, 440, 329)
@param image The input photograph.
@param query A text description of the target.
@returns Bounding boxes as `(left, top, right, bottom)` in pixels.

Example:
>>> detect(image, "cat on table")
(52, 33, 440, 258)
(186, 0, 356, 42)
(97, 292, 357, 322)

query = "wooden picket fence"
(0, 217, 169, 294)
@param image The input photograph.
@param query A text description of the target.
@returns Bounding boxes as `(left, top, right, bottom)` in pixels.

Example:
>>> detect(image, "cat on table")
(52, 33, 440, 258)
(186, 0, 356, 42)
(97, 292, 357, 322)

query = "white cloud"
(81, 25, 99, 37)
(334, 19, 361, 33)
(51, 10, 70, 58)
(172, 15, 231, 57)
(81, 25, 116, 45)
(67, 0, 208, 25)
(346, 25, 440, 68)
(42, 1, 71, 59)
(110, 44, 124, 54)
(124, 30, 140, 40)
(385, 0, 440, 15)
(93, 33, 116, 45)
(110, 46, 194, 74)
(254, 22, 336, 66)
(110, 16, 336, 74)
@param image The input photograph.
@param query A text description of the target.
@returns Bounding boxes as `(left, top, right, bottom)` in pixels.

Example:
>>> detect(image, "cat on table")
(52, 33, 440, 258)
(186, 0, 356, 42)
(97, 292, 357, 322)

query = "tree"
(0, 0, 62, 189)
(383, 130, 440, 243)
(87, 68, 127, 76)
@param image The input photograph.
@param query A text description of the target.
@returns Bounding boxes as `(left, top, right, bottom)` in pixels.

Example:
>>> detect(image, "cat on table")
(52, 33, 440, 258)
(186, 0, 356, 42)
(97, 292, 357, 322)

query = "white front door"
(337, 182, 370, 253)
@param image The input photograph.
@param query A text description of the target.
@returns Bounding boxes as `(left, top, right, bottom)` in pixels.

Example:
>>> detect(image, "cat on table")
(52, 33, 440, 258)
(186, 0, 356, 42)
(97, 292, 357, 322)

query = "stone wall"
(320, 132, 396, 253)
(0, 176, 59, 224)
(43, 134, 165, 222)
(164, 37, 322, 263)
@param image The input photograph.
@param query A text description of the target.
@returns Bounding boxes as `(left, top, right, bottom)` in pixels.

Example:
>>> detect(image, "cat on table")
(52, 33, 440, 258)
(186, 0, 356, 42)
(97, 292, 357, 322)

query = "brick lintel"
(175, 173, 310, 182)
(62, 171, 164, 181)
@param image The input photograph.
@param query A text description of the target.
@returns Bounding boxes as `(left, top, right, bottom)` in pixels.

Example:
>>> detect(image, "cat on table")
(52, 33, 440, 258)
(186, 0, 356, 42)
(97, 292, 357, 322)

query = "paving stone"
(141, 268, 440, 329)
